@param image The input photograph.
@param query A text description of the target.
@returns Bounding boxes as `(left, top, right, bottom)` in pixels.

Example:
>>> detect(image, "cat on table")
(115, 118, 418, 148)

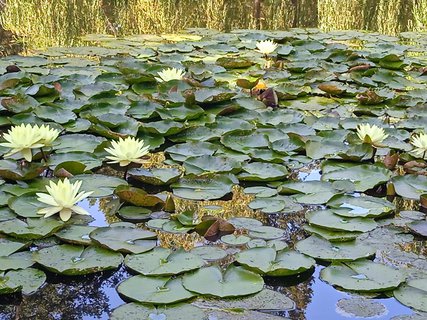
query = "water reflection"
(0, 267, 129, 320)
(0, 0, 426, 51)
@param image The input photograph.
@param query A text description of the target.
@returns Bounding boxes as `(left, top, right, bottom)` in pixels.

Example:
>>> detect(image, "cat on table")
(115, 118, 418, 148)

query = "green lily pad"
(236, 247, 315, 276)
(392, 175, 427, 200)
(295, 235, 376, 261)
(306, 210, 378, 232)
(0, 252, 34, 271)
(55, 225, 97, 245)
(70, 174, 127, 197)
(190, 246, 228, 262)
(228, 217, 263, 230)
(277, 181, 338, 204)
(182, 265, 264, 298)
(125, 247, 205, 276)
(127, 167, 183, 186)
(165, 141, 218, 162)
(110, 303, 205, 320)
(238, 162, 288, 182)
(33, 244, 123, 275)
(0, 218, 64, 240)
(118, 275, 195, 304)
(221, 234, 250, 246)
(184, 155, 241, 175)
(303, 225, 362, 242)
(0, 238, 27, 256)
(8, 193, 47, 218)
(320, 260, 405, 292)
(394, 278, 427, 312)
(321, 162, 392, 192)
(407, 221, 427, 237)
(89, 226, 157, 254)
(171, 174, 236, 201)
(248, 226, 286, 240)
(1, 268, 46, 295)
(327, 194, 395, 218)
(117, 206, 152, 222)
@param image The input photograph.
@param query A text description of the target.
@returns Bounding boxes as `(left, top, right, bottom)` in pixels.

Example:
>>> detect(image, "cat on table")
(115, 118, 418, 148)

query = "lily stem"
(40, 148, 48, 163)
(124, 166, 128, 180)
(371, 146, 377, 164)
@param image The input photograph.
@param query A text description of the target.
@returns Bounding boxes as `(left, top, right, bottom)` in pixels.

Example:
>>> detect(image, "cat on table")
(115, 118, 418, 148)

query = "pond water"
(0, 1, 427, 320)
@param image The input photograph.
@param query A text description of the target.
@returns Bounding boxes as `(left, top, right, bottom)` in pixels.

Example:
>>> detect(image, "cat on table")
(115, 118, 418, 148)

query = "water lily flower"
(356, 123, 388, 147)
(37, 124, 60, 146)
(0, 123, 44, 162)
(37, 178, 93, 222)
(104, 136, 150, 167)
(155, 67, 185, 82)
(410, 132, 427, 159)
(256, 40, 278, 55)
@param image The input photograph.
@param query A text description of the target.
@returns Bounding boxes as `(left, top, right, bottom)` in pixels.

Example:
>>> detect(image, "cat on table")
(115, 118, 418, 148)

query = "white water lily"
(37, 178, 93, 222)
(0, 123, 44, 161)
(37, 124, 60, 146)
(155, 67, 185, 82)
(104, 137, 150, 167)
(410, 132, 427, 159)
(256, 40, 278, 55)
(356, 123, 388, 147)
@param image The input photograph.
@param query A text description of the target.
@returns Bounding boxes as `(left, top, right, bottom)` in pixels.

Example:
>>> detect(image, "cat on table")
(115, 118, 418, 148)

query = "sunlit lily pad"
(306, 210, 378, 232)
(327, 194, 395, 218)
(236, 247, 315, 276)
(33, 244, 123, 275)
(238, 162, 288, 182)
(182, 265, 264, 298)
(89, 226, 157, 254)
(117, 206, 152, 222)
(221, 234, 250, 246)
(190, 246, 228, 262)
(118, 275, 195, 304)
(321, 162, 392, 192)
(8, 193, 47, 218)
(303, 225, 362, 242)
(184, 155, 241, 175)
(295, 235, 376, 261)
(171, 174, 236, 200)
(392, 175, 427, 200)
(125, 247, 204, 276)
(320, 260, 405, 292)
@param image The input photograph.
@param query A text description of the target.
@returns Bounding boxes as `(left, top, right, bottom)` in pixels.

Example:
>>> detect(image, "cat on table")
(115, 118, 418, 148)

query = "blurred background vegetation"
(0, 0, 425, 51)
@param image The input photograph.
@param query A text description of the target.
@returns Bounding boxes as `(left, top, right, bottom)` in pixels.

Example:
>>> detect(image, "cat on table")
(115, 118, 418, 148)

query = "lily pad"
(33, 244, 123, 275)
(0, 252, 34, 271)
(182, 265, 264, 298)
(327, 194, 395, 218)
(55, 225, 97, 245)
(89, 226, 157, 254)
(8, 193, 47, 218)
(190, 246, 228, 262)
(320, 260, 405, 292)
(248, 226, 286, 240)
(110, 303, 205, 320)
(1, 268, 46, 295)
(238, 162, 288, 182)
(236, 247, 315, 276)
(0, 238, 27, 256)
(295, 235, 376, 261)
(392, 175, 427, 200)
(0, 218, 64, 240)
(118, 275, 195, 304)
(117, 206, 152, 222)
(125, 247, 205, 276)
(171, 174, 236, 201)
(127, 167, 182, 186)
(394, 278, 427, 312)
(306, 210, 378, 232)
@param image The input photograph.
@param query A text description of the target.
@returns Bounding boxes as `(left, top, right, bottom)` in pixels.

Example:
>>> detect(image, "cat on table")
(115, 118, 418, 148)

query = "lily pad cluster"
(0, 27, 426, 317)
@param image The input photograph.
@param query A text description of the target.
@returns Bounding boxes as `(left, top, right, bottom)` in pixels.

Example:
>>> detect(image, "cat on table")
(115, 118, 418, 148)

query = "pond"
(0, 2, 427, 320)
(0, 0, 426, 52)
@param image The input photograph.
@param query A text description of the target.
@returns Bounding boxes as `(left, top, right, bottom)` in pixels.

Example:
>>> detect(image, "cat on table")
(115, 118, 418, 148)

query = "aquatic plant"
(0, 124, 44, 161)
(155, 67, 185, 82)
(410, 132, 427, 159)
(356, 123, 388, 147)
(36, 178, 93, 221)
(105, 137, 150, 167)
